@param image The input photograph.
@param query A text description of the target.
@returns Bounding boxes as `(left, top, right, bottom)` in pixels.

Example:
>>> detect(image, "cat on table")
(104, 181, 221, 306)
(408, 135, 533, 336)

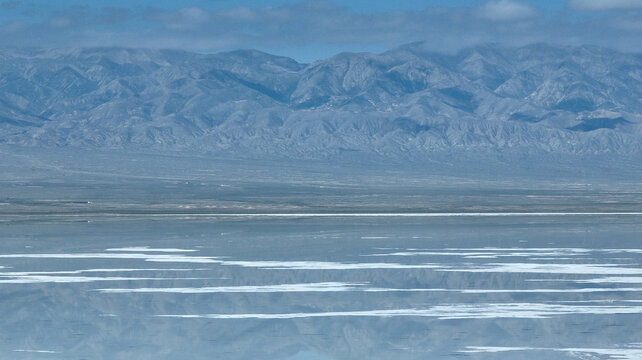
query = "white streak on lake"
(367, 247, 642, 258)
(459, 288, 642, 293)
(443, 263, 642, 275)
(156, 303, 642, 320)
(219, 260, 441, 270)
(461, 346, 642, 360)
(0, 268, 204, 275)
(98, 282, 372, 293)
(97, 284, 642, 294)
(0, 276, 205, 284)
(12, 349, 59, 354)
(578, 277, 642, 284)
(105, 247, 198, 252)
(0, 253, 221, 263)
(0, 253, 439, 269)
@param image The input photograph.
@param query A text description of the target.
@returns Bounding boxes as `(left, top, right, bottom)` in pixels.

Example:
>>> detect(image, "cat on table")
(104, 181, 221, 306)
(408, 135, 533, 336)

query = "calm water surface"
(1, 215, 641, 359)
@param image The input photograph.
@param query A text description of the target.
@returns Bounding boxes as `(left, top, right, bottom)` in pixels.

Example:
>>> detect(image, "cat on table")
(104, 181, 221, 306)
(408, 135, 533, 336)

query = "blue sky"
(0, 0, 640, 62)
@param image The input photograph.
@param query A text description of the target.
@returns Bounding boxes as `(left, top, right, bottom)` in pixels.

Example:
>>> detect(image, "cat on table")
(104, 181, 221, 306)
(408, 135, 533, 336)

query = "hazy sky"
(0, 0, 640, 62)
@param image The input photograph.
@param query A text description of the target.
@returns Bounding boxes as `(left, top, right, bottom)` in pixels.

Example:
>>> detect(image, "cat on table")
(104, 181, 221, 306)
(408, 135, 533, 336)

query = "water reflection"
(0, 216, 641, 359)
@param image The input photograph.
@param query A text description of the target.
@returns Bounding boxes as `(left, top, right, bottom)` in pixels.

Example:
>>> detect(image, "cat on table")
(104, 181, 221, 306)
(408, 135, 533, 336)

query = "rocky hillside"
(0, 43, 641, 158)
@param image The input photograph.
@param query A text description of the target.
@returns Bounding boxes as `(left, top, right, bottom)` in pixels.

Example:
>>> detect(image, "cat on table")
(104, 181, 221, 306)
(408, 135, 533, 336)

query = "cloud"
(607, 12, 642, 30)
(44, 6, 131, 30)
(0, 1, 639, 62)
(138, 2, 641, 59)
(148, 7, 210, 30)
(477, 0, 539, 21)
(48, 15, 73, 29)
(1, 1, 21, 10)
(142, 2, 546, 53)
(568, 0, 642, 11)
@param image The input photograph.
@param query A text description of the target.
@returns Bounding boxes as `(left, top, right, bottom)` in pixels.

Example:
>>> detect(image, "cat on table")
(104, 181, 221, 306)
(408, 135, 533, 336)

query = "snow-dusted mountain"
(1, 43, 641, 158)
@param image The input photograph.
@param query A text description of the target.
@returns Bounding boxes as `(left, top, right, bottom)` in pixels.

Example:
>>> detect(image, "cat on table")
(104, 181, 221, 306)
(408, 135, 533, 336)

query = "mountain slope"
(0, 43, 641, 158)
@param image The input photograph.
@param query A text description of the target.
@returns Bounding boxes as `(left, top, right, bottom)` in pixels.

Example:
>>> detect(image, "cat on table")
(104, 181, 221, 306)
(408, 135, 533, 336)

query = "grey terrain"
(0, 43, 640, 159)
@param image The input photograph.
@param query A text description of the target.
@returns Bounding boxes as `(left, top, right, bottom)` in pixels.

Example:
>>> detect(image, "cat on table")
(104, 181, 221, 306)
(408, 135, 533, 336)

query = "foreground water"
(1, 215, 641, 359)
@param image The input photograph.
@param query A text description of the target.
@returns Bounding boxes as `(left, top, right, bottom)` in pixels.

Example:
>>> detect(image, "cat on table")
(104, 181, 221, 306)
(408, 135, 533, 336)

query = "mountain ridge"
(0, 42, 641, 159)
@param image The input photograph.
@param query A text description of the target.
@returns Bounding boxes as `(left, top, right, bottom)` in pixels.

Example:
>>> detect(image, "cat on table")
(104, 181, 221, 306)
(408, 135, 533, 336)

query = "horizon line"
(3, 212, 642, 218)
(0, 42, 637, 64)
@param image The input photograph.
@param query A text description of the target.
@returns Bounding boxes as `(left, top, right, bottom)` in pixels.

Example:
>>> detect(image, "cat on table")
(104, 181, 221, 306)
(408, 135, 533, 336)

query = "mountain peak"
(0, 43, 640, 158)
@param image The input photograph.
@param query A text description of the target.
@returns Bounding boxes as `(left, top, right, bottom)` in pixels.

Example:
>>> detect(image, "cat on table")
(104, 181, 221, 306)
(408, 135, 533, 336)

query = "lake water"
(1, 214, 641, 359)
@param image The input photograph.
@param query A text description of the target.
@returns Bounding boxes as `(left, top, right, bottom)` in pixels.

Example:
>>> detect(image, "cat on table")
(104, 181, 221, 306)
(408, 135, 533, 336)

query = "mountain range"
(0, 42, 641, 159)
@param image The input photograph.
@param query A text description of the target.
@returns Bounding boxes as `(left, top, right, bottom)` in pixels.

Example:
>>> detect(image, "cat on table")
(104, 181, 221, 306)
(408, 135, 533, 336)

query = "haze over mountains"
(0, 42, 641, 160)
